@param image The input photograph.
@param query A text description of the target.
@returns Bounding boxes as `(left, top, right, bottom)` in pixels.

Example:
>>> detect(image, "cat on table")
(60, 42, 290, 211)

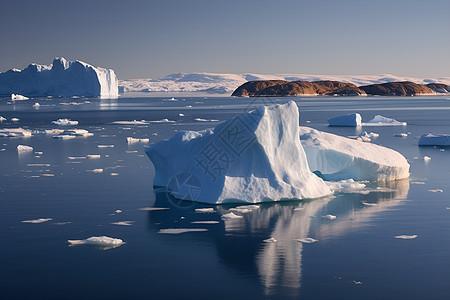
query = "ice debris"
(126, 137, 150, 143)
(322, 214, 337, 220)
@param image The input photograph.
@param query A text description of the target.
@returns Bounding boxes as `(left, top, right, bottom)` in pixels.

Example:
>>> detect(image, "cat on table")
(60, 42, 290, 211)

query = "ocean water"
(1, 95, 449, 299)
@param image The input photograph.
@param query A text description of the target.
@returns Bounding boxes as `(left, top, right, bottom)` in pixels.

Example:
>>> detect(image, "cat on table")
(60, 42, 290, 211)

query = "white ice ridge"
(119, 73, 450, 94)
(299, 127, 410, 181)
(419, 134, 450, 146)
(146, 101, 331, 204)
(362, 115, 407, 126)
(0, 57, 118, 98)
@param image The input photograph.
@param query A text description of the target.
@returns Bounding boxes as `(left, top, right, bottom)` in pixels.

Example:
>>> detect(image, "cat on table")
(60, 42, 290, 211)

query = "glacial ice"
(363, 115, 407, 126)
(146, 101, 332, 204)
(52, 119, 79, 126)
(0, 57, 118, 98)
(419, 134, 450, 146)
(300, 127, 410, 181)
(328, 113, 361, 127)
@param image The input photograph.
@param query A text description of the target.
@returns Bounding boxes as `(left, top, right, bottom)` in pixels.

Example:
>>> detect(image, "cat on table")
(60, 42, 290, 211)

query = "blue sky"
(0, 0, 449, 79)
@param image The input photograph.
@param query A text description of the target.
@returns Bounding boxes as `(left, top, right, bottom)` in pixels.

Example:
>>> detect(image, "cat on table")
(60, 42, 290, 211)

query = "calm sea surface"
(1, 95, 450, 299)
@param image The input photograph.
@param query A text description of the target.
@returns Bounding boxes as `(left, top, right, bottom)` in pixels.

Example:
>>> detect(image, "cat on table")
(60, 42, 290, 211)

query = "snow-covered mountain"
(0, 57, 118, 98)
(119, 73, 450, 95)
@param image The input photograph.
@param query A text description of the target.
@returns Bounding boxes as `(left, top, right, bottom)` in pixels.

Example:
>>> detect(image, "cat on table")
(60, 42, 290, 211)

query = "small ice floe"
(418, 134, 450, 146)
(110, 173, 119, 176)
(125, 150, 138, 153)
(148, 119, 175, 123)
(68, 156, 86, 160)
(363, 115, 407, 126)
(322, 214, 337, 220)
(111, 221, 134, 226)
(115, 210, 122, 213)
(11, 118, 20, 122)
(88, 169, 103, 173)
(362, 202, 378, 206)
(139, 207, 170, 211)
(263, 237, 277, 243)
(158, 228, 208, 234)
(41, 174, 54, 177)
(352, 281, 363, 285)
(179, 113, 184, 117)
(190, 221, 220, 224)
(229, 205, 260, 214)
(423, 156, 431, 161)
(126, 137, 149, 143)
(221, 212, 243, 220)
(53, 129, 93, 139)
(52, 119, 79, 126)
(152, 132, 158, 136)
(112, 120, 149, 125)
(11, 93, 29, 100)
(428, 189, 443, 193)
(394, 235, 418, 240)
(163, 97, 177, 102)
(22, 218, 52, 223)
(87, 154, 101, 159)
(53, 135, 76, 140)
(68, 236, 124, 250)
(27, 163, 51, 167)
(325, 179, 366, 192)
(194, 118, 219, 122)
(305, 120, 311, 123)
(0, 116, 6, 122)
(296, 238, 318, 244)
(394, 133, 408, 137)
(17, 145, 33, 152)
(97, 145, 114, 148)
(195, 208, 215, 213)
(32, 102, 40, 108)
(357, 131, 379, 142)
(0, 128, 32, 137)
(44, 129, 65, 135)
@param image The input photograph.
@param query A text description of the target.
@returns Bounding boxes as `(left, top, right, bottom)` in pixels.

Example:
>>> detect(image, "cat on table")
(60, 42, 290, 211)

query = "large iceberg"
(299, 127, 410, 181)
(146, 101, 332, 204)
(328, 113, 362, 127)
(0, 57, 118, 98)
(418, 134, 450, 146)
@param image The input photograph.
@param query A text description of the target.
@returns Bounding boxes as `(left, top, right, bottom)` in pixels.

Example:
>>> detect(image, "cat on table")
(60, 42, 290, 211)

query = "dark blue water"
(1, 95, 449, 299)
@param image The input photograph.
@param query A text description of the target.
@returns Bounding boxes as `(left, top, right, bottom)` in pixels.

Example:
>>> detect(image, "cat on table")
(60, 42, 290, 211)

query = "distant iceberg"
(363, 115, 407, 126)
(300, 127, 410, 181)
(0, 57, 118, 98)
(146, 101, 332, 204)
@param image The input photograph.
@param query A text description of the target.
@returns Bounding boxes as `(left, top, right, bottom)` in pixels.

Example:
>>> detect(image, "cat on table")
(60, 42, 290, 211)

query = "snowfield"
(120, 72, 450, 94)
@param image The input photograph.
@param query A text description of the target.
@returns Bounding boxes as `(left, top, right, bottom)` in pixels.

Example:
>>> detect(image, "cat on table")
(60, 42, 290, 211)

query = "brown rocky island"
(232, 80, 449, 97)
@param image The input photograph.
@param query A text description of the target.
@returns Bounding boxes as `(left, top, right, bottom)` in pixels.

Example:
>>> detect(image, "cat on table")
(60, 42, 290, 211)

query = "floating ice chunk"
(221, 212, 243, 220)
(362, 202, 378, 206)
(179, 113, 184, 117)
(195, 208, 215, 213)
(32, 102, 40, 108)
(0, 128, 32, 137)
(97, 145, 114, 148)
(126, 137, 150, 143)
(22, 218, 52, 223)
(11, 93, 29, 100)
(322, 214, 337, 220)
(88, 169, 103, 173)
(112, 120, 149, 125)
(418, 134, 450, 146)
(11, 118, 20, 122)
(42, 174, 54, 177)
(139, 207, 170, 211)
(357, 131, 379, 142)
(52, 119, 79, 126)
(68, 236, 124, 249)
(428, 189, 443, 193)
(263, 237, 277, 243)
(110, 173, 119, 176)
(44, 129, 65, 135)
(423, 156, 431, 161)
(148, 119, 175, 123)
(328, 113, 361, 127)
(158, 228, 208, 234)
(0, 116, 6, 122)
(300, 126, 410, 181)
(63, 129, 92, 136)
(87, 154, 101, 159)
(363, 115, 407, 126)
(325, 179, 366, 192)
(191, 221, 220, 224)
(394, 235, 417, 239)
(111, 221, 134, 226)
(394, 133, 408, 137)
(229, 205, 260, 214)
(68, 156, 86, 160)
(17, 145, 33, 152)
(195, 118, 219, 122)
(296, 237, 318, 243)
(147, 101, 331, 204)
(115, 210, 122, 213)
(53, 135, 76, 140)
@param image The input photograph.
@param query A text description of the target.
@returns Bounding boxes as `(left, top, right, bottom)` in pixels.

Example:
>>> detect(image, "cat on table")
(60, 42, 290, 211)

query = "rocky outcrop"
(232, 80, 439, 97)
(359, 81, 435, 96)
